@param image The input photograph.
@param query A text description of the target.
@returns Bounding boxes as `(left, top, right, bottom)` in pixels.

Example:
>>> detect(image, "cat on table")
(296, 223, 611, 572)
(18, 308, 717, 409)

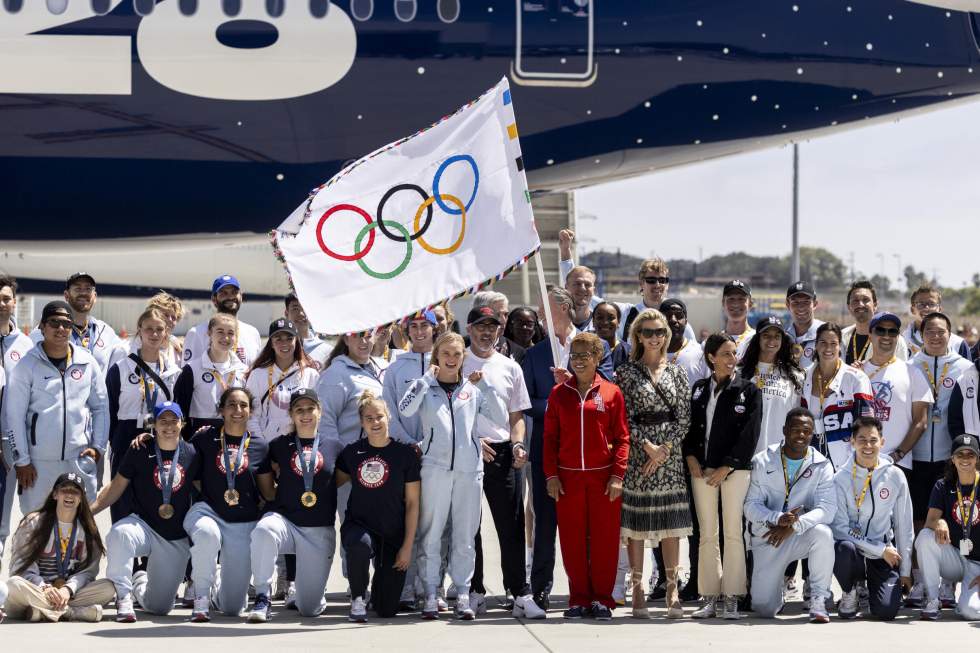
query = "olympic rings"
(354, 220, 413, 280)
(316, 204, 375, 262)
(414, 194, 466, 255)
(432, 154, 479, 215)
(376, 184, 433, 242)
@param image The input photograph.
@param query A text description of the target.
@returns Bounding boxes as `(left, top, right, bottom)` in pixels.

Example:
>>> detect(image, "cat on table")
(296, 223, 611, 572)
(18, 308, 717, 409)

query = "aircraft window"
(350, 0, 372, 21)
(91, 0, 112, 14)
(394, 0, 416, 22)
(46, 0, 68, 14)
(2, 0, 23, 13)
(178, 0, 197, 16)
(133, 0, 155, 16)
(310, 0, 329, 17)
(266, 0, 284, 17)
(222, 0, 241, 17)
(437, 0, 459, 23)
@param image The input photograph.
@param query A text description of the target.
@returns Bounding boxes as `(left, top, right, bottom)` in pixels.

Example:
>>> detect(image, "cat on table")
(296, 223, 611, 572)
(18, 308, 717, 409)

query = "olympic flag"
(272, 77, 540, 335)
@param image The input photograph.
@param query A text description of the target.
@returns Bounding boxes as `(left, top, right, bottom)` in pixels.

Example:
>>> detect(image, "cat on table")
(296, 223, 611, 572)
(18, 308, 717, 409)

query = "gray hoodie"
(831, 454, 914, 577)
(382, 350, 431, 444)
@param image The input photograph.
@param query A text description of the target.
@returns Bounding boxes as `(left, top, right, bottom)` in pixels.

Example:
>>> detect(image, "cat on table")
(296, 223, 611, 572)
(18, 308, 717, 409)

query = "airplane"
(2, 0, 980, 295)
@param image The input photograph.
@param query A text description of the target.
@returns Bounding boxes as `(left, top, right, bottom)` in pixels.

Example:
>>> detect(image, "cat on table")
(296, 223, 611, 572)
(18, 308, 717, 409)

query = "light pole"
(791, 144, 800, 283)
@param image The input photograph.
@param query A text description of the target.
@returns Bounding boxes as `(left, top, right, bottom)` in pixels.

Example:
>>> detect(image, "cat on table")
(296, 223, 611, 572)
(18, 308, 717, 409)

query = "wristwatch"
(511, 441, 527, 454)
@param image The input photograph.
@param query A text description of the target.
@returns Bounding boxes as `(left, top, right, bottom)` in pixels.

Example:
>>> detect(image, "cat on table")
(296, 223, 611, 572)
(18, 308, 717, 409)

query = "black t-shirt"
(47, 354, 67, 372)
(929, 477, 980, 563)
(118, 441, 200, 541)
(260, 433, 337, 528)
(438, 380, 459, 395)
(191, 427, 270, 524)
(336, 439, 421, 541)
(845, 334, 871, 365)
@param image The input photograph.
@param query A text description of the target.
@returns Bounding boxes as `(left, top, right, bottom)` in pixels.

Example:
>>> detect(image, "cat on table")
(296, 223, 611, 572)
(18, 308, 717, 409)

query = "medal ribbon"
(137, 355, 164, 416)
(851, 459, 877, 520)
(814, 359, 842, 413)
(220, 429, 251, 494)
(920, 360, 951, 400)
(780, 450, 805, 511)
(294, 432, 320, 496)
(209, 367, 237, 393)
(71, 322, 96, 352)
(850, 334, 871, 363)
(53, 521, 78, 580)
(154, 439, 181, 507)
(956, 471, 979, 543)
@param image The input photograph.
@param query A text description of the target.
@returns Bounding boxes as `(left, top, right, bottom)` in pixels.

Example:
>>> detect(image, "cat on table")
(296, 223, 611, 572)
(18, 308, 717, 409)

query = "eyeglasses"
(639, 327, 669, 339)
(45, 319, 73, 330)
(872, 326, 900, 337)
(914, 301, 939, 311)
(568, 352, 594, 360)
(643, 276, 670, 285)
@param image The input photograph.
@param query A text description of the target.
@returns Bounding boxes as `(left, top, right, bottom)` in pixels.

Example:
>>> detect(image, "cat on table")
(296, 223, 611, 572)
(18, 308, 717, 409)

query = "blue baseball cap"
(154, 401, 183, 421)
(869, 312, 901, 331)
(407, 310, 438, 326)
(211, 274, 241, 294)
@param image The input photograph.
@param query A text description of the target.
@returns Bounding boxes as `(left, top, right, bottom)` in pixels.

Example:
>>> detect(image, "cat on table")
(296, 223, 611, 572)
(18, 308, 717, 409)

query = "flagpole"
(533, 250, 561, 367)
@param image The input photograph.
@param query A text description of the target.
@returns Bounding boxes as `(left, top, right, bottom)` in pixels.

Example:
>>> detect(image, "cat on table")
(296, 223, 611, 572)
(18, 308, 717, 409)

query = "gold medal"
(158, 503, 175, 519)
(224, 488, 240, 506)
(52, 578, 66, 589)
(300, 491, 317, 508)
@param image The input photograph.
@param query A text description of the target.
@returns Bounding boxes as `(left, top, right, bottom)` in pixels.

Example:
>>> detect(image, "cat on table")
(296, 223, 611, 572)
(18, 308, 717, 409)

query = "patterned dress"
(616, 361, 693, 544)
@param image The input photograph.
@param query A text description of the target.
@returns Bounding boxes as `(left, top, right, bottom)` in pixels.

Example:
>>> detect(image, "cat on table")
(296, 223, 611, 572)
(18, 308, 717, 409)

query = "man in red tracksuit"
(543, 333, 630, 620)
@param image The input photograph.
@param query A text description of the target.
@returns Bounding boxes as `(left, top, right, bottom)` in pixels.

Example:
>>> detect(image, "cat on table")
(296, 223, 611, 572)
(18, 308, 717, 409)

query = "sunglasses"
(640, 327, 669, 339)
(872, 326, 900, 337)
(45, 319, 73, 330)
(643, 276, 670, 285)
(568, 352, 594, 360)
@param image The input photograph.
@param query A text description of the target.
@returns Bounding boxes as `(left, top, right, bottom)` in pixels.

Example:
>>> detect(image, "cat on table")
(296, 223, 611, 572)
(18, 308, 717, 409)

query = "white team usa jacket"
(831, 454, 914, 578)
(245, 362, 320, 440)
(743, 443, 836, 549)
(182, 317, 262, 368)
(107, 352, 182, 423)
(802, 363, 874, 469)
(174, 352, 247, 420)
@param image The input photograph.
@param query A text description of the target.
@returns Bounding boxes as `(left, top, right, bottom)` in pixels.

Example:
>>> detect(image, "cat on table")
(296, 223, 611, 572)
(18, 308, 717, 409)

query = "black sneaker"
(533, 592, 550, 611)
(563, 605, 588, 619)
(591, 602, 612, 621)
(647, 582, 667, 602)
(398, 600, 417, 613)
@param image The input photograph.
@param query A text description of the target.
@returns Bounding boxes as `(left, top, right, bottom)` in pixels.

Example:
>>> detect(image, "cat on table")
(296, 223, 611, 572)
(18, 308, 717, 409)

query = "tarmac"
(2, 491, 977, 651)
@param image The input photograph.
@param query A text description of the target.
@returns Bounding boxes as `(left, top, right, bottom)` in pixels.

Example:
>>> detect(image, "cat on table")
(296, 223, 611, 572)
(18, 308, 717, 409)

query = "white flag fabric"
(272, 77, 540, 335)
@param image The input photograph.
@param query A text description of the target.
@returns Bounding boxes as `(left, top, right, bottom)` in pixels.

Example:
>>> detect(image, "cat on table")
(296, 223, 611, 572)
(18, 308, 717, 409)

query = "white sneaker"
(513, 594, 546, 619)
(284, 582, 297, 609)
(115, 595, 137, 623)
(809, 595, 830, 624)
(906, 581, 925, 608)
(349, 596, 368, 623)
(190, 596, 210, 622)
(421, 595, 439, 620)
(469, 591, 488, 615)
(783, 576, 799, 602)
(435, 588, 449, 612)
(691, 596, 717, 619)
(455, 594, 475, 620)
(722, 595, 743, 620)
(838, 589, 858, 619)
(939, 581, 956, 608)
(68, 604, 103, 623)
(181, 582, 195, 608)
(921, 597, 941, 620)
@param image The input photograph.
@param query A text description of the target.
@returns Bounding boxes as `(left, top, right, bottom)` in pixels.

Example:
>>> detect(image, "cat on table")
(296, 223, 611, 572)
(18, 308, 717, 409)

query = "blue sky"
(577, 100, 980, 289)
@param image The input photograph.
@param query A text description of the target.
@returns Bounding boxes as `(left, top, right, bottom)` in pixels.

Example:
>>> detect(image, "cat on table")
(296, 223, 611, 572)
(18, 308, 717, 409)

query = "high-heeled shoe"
(665, 567, 684, 619)
(630, 570, 650, 619)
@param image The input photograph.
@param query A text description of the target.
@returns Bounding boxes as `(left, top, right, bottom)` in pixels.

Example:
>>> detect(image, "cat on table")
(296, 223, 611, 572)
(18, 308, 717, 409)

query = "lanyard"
(71, 321, 97, 353)
(138, 357, 163, 414)
(294, 433, 320, 494)
(956, 472, 979, 541)
(755, 362, 772, 389)
(780, 450, 806, 511)
(851, 460, 876, 513)
(921, 359, 951, 400)
(220, 429, 251, 492)
(668, 339, 688, 365)
(814, 359, 841, 413)
(850, 333, 871, 363)
(361, 359, 382, 384)
(209, 367, 237, 392)
(53, 521, 78, 579)
(863, 357, 896, 382)
(266, 364, 297, 402)
(154, 439, 182, 506)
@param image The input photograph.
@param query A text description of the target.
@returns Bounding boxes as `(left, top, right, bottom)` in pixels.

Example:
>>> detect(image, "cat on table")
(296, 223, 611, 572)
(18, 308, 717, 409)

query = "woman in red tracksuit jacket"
(543, 332, 630, 620)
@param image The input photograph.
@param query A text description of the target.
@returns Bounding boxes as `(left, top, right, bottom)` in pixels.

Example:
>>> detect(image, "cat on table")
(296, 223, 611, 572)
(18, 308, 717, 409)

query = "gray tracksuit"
(5, 343, 109, 511)
(831, 455, 914, 578)
(105, 515, 190, 615)
(744, 443, 837, 616)
(382, 351, 431, 444)
(399, 371, 506, 596)
(184, 501, 256, 617)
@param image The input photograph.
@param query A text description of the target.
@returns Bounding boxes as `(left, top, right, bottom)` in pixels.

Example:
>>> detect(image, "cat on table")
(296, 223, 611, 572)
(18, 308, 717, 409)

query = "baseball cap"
(467, 306, 502, 326)
(269, 318, 298, 338)
(952, 434, 980, 457)
(407, 310, 438, 326)
(869, 312, 901, 331)
(53, 472, 87, 494)
(41, 300, 73, 323)
(290, 387, 320, 408)
(723, 279, 751, 297)
(154, 401, 183, 421)
(66, 272, 96, 289)
(211, 274, 241, 294)
(787, 281, 816, 299)
(659, 298, 687, 315)
(755, 315, 784, 333)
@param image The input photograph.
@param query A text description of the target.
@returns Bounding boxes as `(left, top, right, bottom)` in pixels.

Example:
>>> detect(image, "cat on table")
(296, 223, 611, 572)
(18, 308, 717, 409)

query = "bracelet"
(511, 441, 526, 451)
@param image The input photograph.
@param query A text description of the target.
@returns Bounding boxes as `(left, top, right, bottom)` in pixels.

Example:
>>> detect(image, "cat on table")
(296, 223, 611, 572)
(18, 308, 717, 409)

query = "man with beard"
(558, 230, 696, 342)
(468, 291, 525, 362)
(461, 306, 542, 618)
(182, 275, 262, 368)
(564, 266, 598, 333)
(786, 281, 824, 367)
(841, 281, 909, 365)
(722, 280, 755, 359)
(30, 273, 122, 375)
(285, 293, 330, 372)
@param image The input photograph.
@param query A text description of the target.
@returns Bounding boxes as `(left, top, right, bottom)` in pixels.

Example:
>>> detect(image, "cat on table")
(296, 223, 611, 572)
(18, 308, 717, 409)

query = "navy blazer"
(521, 337, 614, 463)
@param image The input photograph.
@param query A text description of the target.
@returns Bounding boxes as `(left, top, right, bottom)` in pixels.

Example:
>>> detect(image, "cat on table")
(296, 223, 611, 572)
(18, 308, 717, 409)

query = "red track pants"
(555, 468, 622, 609)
